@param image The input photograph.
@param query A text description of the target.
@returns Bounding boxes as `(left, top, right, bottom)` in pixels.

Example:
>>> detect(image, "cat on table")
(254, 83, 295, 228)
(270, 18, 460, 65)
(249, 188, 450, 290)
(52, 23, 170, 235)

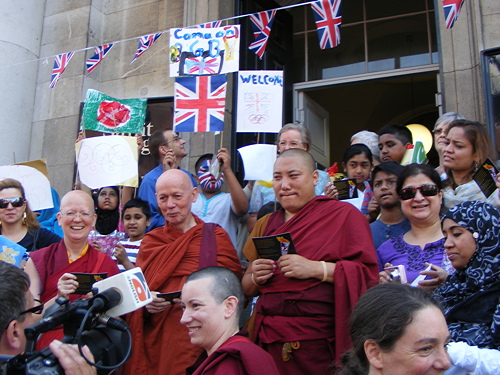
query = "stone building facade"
(0, 0, 498, 195)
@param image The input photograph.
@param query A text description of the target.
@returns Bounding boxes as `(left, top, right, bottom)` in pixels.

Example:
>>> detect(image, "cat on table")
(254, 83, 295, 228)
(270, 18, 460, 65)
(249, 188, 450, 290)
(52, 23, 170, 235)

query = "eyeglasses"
(278, 141, 303, 148)
(0, 197, 25, 209)
(4, 299, 44, 331)
(61, 211, 93, 220)
(399, 184, 440, 200)
(20, 299, 44, 316)
(165, 135, 182, 146)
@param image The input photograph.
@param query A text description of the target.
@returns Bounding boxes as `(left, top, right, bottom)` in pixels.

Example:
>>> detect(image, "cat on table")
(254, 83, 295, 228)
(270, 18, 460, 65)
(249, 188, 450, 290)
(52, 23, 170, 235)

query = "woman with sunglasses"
(0, 179, 60, 259)
(442, 120, 500, 210)
(377, 164, 451, 286)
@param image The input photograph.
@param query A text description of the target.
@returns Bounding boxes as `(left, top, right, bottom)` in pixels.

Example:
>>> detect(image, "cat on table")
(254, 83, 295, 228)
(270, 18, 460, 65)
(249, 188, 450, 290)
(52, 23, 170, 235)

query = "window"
(290, 0, 437, 82)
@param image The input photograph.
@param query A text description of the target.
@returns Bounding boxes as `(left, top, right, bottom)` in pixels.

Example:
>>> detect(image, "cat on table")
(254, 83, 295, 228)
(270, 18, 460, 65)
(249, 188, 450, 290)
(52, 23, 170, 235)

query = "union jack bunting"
(86, 44, 114, 74)
(310, 0, 342, 50)
(174, 75, 227, 133)
(195, 21, 222, 28)
(131, 32, 163, 63)
(49, 52, 75, 88)
(248, 10, 277, 59)
(442, 0, 465, 29)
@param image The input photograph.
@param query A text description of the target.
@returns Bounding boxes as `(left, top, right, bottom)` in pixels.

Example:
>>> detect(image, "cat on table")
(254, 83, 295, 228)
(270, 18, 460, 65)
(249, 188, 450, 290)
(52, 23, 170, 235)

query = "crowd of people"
(1, 114, 500, 375)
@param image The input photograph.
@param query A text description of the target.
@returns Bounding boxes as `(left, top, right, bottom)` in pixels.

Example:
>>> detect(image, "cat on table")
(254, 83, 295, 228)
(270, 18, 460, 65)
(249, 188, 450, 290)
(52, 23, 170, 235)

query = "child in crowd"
(341, 143, 374, 215)
(113, 198, 151, 271)
(378, 124, 413, 164)
(369, 161, 411, 249)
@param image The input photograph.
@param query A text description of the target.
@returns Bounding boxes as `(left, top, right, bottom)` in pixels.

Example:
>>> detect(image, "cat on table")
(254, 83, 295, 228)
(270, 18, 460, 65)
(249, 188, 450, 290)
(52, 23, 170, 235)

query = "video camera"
(0, 288, 132, 375)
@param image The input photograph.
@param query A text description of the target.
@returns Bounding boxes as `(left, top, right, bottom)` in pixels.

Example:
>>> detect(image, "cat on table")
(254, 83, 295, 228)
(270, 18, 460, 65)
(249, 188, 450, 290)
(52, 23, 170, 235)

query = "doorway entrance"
(295, 71, 439, 168)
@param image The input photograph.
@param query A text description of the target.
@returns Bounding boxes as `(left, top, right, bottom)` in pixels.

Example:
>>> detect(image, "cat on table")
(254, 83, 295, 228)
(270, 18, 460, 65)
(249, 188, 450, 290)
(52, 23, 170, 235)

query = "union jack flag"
(248, 10, 277, 59)
(310, 0, 342, 50)
(184, 54, 222, 75)
(443, 0, 465, 29)
(86, 44, 114, 75)
(174, 75, 227, 132)
(49, 51, 75, 88)
(195, 21, 222, 28)
(131, 32, 163, 63)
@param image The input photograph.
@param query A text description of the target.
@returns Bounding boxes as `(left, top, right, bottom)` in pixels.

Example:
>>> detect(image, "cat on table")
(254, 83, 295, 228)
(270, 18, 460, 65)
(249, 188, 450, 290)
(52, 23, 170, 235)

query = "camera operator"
(0, 261, 96, 375)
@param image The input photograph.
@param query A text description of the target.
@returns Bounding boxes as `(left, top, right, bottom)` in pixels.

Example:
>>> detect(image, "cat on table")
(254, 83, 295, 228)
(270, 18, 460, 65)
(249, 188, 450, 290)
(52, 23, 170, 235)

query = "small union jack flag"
(195, 21, 222, 28)
(49, 52, 75, 88)
(310, 0, 342, 50)
(184, 54, 222, 75)
(86, 44, 114, 74)
(174, 75, 227, 133)
(131, 32, 163, 63)
(248, 10, 277, 59)
(443, 0, 465, 29)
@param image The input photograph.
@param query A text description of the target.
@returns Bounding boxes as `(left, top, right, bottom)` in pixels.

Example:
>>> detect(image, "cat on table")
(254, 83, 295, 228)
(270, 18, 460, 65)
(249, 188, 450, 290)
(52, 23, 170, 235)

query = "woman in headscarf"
(89, 186, 125, 255)
(435, 200, 500, 349)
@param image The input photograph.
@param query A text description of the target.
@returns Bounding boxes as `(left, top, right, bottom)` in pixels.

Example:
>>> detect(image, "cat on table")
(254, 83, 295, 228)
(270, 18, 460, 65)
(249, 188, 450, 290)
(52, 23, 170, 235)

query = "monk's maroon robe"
(243, 196, 378, 374)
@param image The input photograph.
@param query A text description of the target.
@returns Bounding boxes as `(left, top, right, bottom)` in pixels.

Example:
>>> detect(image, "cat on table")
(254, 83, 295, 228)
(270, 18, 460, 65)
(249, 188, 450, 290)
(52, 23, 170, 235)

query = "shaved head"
(156, 169, 198, 231)
(157, 169, 193, 192)
(60, 190, 95, 214)
(276, 148, 316, 173)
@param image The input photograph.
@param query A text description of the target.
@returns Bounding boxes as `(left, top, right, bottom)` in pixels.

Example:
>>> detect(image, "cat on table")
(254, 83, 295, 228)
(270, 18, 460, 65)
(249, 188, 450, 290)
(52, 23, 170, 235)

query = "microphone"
(93, 267, 153, 317)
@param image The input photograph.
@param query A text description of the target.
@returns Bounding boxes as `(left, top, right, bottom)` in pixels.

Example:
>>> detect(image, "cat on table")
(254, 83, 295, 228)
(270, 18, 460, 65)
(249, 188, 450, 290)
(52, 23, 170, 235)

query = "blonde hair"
(0, 178, 40, 231)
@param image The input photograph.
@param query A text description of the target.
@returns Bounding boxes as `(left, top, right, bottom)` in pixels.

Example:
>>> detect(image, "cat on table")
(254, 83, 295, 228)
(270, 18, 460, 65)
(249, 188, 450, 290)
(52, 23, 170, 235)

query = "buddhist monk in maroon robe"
(242, 149, 379, 374)
(25, 190, 120, 350)
(181, 266, 279, 375)
(122, 169, 241, 375)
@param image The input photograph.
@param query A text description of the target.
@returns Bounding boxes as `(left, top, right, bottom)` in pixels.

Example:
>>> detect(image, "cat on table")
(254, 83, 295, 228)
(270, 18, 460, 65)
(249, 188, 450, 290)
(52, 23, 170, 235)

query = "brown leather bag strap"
(198, 223, 218, 269)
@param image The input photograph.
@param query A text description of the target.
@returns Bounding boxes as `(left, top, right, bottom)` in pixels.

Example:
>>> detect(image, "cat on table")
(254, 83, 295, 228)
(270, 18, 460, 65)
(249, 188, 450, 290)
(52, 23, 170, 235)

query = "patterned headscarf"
(434, 201, 500, 349)
(197, 159, 224, 191)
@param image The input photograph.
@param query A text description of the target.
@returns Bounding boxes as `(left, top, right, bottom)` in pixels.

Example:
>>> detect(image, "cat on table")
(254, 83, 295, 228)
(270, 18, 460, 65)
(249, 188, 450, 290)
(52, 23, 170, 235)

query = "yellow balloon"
(406, 124, 433, 153)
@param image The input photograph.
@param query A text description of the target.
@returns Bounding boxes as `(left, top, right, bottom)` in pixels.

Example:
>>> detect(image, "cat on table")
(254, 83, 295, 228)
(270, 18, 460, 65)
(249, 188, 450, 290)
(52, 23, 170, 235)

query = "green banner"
(82, 89, 146, 134)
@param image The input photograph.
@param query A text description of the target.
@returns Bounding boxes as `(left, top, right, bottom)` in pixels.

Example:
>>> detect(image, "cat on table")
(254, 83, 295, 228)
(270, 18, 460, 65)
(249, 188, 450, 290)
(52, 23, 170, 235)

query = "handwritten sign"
(76, 135, 138, 189)
(236, 70, 283, 133)
(0, 165, 53, 211)
(169, 25, 240, 77)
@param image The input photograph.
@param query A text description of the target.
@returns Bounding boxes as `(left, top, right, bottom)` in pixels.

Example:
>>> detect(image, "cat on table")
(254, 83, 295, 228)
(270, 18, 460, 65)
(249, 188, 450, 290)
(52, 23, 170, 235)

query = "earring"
(473, 232, 479, 239)
(22, 212, 27, 225)
(473, 161, 479, 173)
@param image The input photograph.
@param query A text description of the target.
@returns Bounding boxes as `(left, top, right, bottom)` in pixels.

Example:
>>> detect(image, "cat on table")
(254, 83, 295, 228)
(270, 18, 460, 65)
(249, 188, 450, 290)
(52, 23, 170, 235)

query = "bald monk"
(123, 169, 242, 375)
(25, 190, 120, 349)
(242, 149, 379, 374)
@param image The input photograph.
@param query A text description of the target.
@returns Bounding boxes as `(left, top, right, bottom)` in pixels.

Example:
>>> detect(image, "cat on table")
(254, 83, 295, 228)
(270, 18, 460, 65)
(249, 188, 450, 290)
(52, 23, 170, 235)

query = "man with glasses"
(25, 190, 120, 350)
(0, 261, 96, 375)
(139, 129, 196, 230)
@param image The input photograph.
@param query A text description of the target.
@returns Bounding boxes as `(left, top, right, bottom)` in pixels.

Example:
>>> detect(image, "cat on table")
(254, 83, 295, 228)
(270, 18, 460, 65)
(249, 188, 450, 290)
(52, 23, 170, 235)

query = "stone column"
(0, 0, 45, 165)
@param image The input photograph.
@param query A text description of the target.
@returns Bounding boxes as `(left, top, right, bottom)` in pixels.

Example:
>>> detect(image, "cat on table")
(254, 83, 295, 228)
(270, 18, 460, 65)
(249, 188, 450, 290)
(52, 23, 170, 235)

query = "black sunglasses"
(399, 184, 440, 200)
(20, 299, 44, 316)
(0, 197, 25, 209)
(4, 299, 44, 331)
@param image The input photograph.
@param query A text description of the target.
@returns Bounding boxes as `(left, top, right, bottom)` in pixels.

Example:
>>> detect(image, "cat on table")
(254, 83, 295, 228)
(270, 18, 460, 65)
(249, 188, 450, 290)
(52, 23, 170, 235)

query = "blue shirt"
(138, 163, 196, 231)
(370, 218, 411, 250)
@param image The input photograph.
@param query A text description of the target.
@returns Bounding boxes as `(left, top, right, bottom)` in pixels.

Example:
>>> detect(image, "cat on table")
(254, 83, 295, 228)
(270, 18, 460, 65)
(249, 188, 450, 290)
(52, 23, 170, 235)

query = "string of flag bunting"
(43, 0, 464, 88)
